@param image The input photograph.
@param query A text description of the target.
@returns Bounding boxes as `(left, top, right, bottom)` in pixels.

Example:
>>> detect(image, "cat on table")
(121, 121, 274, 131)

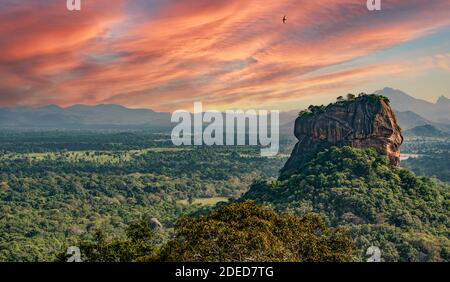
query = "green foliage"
(0, 131, 286, 261)
(243, 146, 450, 261)
(401, 136, 450, 183)
(1, 128, 448, 262)
(403, 153, 450, 183)
(56, 220, 160, 262)
(298, 93, 390, 119)
(158, 202, 355, 262)
(338, 93, 389, 105)
(54, 202, 354, 262)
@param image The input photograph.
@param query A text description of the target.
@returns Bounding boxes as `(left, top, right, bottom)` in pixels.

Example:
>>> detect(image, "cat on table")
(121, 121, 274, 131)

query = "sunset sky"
(0, 0, 449, 111)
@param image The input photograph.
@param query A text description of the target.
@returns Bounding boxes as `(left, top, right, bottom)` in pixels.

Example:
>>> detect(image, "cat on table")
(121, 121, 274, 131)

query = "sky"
(0, 0, 449, 112)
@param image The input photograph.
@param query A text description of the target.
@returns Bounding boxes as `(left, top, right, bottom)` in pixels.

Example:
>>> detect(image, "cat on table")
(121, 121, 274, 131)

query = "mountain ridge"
(375, 87, 449, 123)
(1, 87, 448, 131)
(0, 104, 171, 129)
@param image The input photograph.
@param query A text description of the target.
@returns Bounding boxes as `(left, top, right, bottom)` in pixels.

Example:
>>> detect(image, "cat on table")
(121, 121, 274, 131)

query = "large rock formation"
(281, 94, 403, 178)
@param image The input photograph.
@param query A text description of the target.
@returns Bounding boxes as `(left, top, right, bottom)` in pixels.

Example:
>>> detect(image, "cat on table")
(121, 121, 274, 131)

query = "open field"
(177, 197, 229, 206)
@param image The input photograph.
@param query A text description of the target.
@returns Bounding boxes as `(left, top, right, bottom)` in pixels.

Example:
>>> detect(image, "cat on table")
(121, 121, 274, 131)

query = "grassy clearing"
(177, 197, 229, 206)
(0, 147, 194, 164)
(129, 147, 193, 155)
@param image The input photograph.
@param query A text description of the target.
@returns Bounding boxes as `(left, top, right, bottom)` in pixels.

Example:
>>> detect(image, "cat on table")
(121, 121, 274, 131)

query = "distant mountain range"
(0, 87, 448, 132)
(394, 111, 450, 132)
(404, 124, 448, 137)
(375, 87, 450, 125)
(0, 104, 171, 130)
(280, 88, 450, 135)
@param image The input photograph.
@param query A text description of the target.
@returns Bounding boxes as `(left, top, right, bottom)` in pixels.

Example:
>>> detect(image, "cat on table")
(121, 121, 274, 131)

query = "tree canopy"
(159, 202, 355, 262)
(58, 202, 355, 262)
(243, 146, 450, 261)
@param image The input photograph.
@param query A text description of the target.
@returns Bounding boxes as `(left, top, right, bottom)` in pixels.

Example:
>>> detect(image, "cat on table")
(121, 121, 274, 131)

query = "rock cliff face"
(281, 95, 403, 178)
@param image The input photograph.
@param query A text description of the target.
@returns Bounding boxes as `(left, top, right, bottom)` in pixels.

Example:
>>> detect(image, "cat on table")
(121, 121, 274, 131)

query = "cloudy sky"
(0, 0, 449, 111)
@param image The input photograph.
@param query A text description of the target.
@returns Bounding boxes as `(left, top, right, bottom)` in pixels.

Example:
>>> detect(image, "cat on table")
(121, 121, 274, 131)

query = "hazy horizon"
(0, 87, 447, 113)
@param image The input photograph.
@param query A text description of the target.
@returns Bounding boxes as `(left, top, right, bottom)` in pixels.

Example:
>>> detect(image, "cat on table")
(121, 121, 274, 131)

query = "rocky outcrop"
(149, 218, 163, 230)
(281, 94, 403, 178)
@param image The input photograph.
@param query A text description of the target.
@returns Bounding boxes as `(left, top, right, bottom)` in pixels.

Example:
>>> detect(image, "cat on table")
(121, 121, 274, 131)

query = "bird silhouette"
(282, 16, 287, 24)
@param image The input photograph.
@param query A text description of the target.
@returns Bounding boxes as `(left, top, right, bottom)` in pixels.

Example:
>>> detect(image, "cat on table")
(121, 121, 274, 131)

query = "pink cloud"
(0, 0, 449, 109)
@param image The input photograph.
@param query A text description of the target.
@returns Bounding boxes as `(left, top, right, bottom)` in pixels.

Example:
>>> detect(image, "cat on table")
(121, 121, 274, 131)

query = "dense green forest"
(243, 146, 450, 261)
(1, 130, 449, 262)
(57, 202, 355, 262)
(403, 153, 450, 182)
(0, 130, 286, 261)
(401, 136, 450, 183)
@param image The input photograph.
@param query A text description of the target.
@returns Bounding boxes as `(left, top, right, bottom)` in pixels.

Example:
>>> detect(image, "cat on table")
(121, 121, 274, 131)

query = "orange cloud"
(0, 0, 449, 110)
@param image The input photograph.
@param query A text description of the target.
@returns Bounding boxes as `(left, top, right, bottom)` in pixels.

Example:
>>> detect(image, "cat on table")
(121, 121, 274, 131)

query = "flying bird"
(282, 16, 287, 24)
